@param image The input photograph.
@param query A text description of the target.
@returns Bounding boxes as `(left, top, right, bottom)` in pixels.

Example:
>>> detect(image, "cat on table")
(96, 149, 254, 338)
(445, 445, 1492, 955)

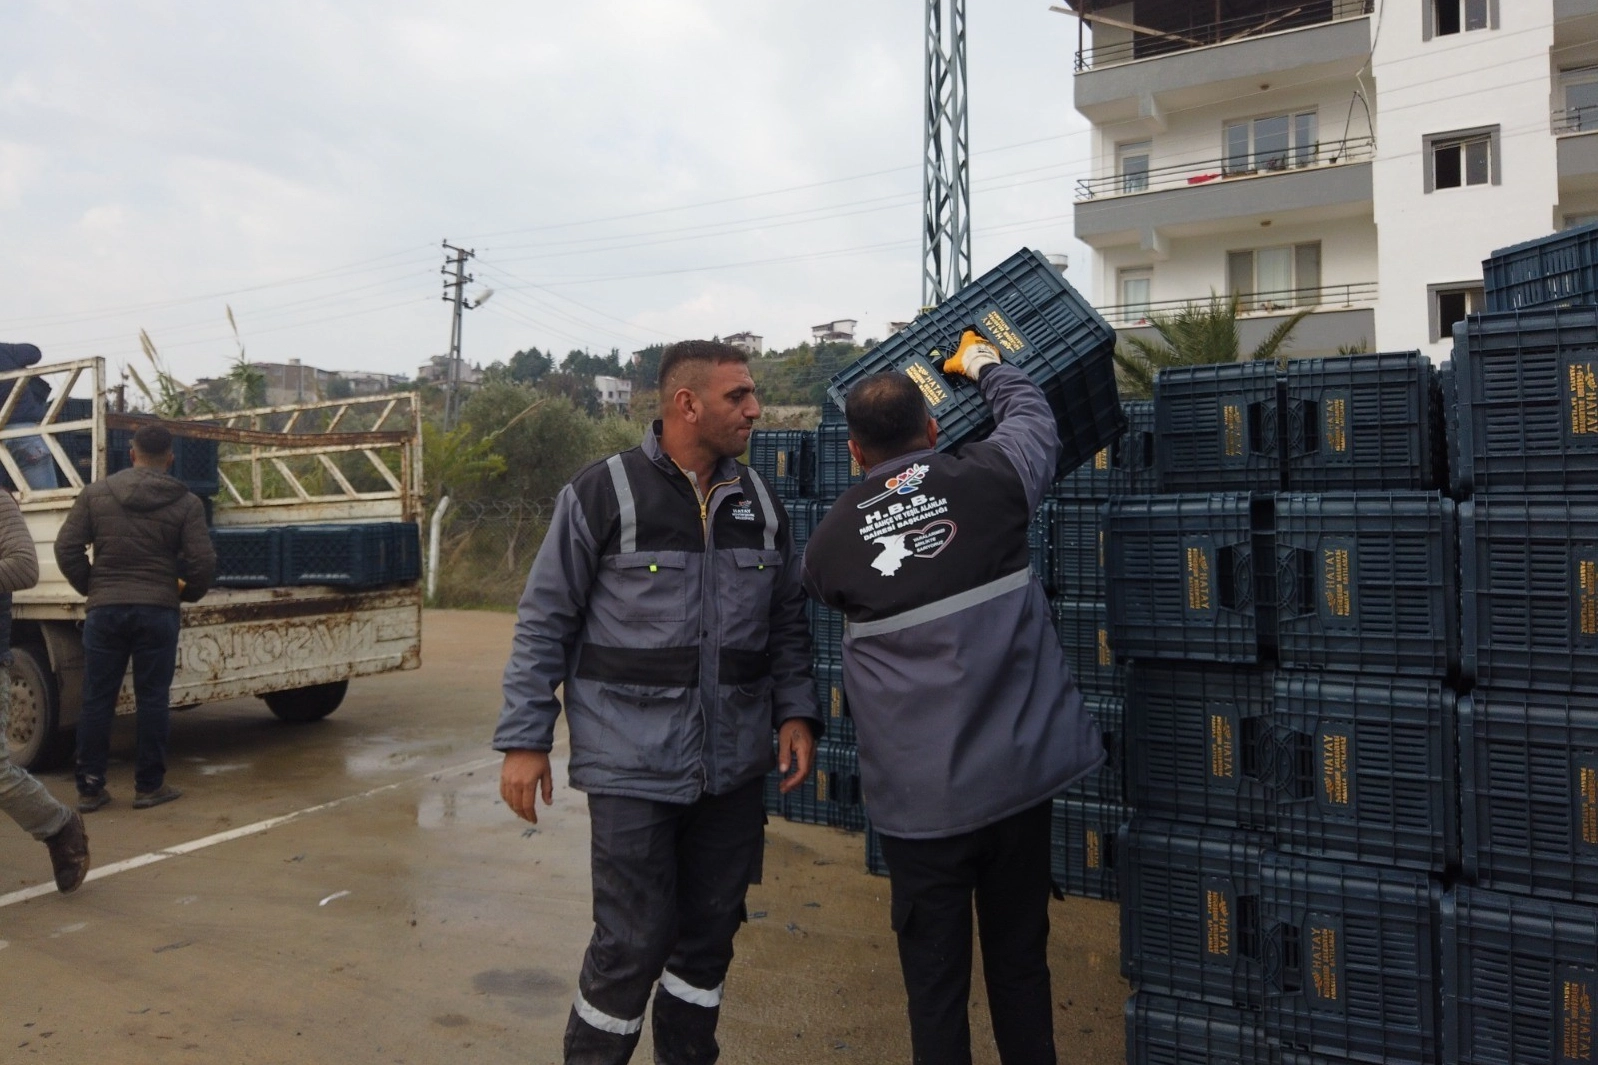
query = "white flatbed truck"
(1, 357, 424, 770)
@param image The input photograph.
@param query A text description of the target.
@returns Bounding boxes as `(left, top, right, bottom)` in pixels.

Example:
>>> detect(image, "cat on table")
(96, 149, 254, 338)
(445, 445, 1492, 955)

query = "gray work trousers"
(564, 775, 765, 1065)
(0, 670, 71, 841)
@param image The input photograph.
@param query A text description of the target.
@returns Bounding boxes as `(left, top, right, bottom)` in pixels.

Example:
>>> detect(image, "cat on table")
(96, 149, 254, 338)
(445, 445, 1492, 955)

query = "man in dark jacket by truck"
(55, 424, 216, 812)
(496, 339, 818, 1065)
(0, 341, 59, 490)
(802, 339, 1104, 1065)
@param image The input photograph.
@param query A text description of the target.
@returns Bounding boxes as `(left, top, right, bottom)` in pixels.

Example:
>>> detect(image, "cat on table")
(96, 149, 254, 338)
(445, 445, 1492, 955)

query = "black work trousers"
(877, 801, 1056, 1065)
(564, 775, 765, 1065)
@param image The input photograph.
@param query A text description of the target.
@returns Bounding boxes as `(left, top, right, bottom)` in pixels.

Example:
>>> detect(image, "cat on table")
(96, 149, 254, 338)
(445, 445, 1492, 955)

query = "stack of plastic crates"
(1115, 353, 1453, 1065)
(1446, 302, 1598, 1064)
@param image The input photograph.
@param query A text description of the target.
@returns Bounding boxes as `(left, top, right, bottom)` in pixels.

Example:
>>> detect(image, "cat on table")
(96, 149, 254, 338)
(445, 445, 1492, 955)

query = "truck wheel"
(6, 645, 64, 771)
(263, 680, 349, 724)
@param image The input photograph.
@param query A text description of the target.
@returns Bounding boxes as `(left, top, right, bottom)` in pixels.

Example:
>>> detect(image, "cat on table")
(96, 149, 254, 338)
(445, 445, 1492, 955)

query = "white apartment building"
(593, 374, 633, 410)
(1066, 0, 1598, 361)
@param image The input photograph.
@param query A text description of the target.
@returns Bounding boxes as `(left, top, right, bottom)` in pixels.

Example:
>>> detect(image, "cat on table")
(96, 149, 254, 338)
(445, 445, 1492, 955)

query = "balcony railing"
(1555, 104, 1598, 135)
(1100, 282, 1379, 328)
(1077, 137, 1374, 202)
(1074, 1, 1374, 73)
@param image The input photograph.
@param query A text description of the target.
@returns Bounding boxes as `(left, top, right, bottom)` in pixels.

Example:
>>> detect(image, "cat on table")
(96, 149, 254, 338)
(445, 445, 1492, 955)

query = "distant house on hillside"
(251, 359, 337, 405)
(594, 375, 633, 410)
(722, 332, 764, 355)
(417, 355, 483, 390)
(811, 319, 858, 343)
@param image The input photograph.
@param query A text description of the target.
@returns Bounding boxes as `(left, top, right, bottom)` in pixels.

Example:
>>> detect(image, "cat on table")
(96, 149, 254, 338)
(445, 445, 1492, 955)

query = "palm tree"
(1114, 292, 1312, 399)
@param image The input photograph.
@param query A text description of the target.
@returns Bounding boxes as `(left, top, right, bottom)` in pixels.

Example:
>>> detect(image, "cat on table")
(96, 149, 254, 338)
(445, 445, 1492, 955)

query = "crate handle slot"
(1274, 547, 1316, 617)
(1261, 922, 1301, 994)
(1249, 400, 1278, 458)
(1262, 726, 1317, 799)
(1214, 544, 1254, 612)
(1285, 397, 1319, 456)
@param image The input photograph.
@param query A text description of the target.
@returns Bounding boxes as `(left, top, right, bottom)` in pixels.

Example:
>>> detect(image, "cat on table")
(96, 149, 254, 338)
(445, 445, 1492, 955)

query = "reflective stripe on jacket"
(495, 422, 817, 803)
(802, 365, 1104, 838)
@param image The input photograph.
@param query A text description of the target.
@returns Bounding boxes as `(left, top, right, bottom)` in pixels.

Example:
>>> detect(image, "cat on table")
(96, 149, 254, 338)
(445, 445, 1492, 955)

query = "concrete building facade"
(1067, 0, 1598, 360)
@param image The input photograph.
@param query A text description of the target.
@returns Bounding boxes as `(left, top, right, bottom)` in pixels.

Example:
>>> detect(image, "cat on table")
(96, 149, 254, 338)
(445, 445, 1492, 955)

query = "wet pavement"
(0, 610, 1127, 1064)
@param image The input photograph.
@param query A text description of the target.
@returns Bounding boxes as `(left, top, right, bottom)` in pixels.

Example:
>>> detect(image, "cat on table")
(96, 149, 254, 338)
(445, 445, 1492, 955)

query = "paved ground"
(0, 610, 1127, 1064)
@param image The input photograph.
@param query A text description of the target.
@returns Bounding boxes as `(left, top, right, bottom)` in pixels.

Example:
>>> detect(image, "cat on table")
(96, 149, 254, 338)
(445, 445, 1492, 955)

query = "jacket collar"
(865, 447, 936, 480)
(642, 420, 740, 484)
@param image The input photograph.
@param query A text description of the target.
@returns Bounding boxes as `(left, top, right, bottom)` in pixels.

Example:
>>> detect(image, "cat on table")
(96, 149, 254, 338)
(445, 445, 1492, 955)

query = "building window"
(1228, 243, 1322, 311)
(1119, 268, 1152, 320)
(1430, 283, 1485, 343)
(1425, 127, 1500, 192)
(1224, 112, 1318, 175)
(1429, 0, 1494, 37)
(1560, 67, 1598, 134)
(1118, 141, 1151, 194)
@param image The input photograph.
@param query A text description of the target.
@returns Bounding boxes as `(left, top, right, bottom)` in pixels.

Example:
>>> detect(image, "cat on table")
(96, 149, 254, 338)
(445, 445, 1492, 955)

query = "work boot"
(44, 812, 90, 894)
(77, 788, 111, 813)
(133, 784, 182, 810)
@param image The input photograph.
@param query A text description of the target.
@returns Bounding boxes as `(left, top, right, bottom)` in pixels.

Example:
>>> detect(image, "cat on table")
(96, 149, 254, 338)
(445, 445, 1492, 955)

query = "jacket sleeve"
(978, 363, 1062, 513)
(0, 343, 41, 374)
(769, 502, 818, 730)
(493, 484, 599, 753)
(179, 496, 216, 602)
(53, 491, 93, 597)
(0, 492, 39, 594)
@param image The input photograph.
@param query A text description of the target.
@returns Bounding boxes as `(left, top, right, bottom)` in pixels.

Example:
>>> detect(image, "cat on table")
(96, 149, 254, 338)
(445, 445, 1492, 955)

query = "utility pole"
(440, 241, 476, 430)
(923, 0, 972, 309)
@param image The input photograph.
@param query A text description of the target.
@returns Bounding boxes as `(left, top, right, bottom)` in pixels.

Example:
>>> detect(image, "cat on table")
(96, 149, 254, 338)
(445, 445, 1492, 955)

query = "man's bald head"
(844, 371, 935, 468)
(658, 340, 750, 403)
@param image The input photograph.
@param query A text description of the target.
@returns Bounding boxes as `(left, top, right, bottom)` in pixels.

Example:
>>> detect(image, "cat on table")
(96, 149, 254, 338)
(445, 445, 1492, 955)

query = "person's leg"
(877, 826, 986, 1065)
(973, 802, 1057, 1065)
(566, 792, 684, 1065)
(0, 666, 71, 840)
(75, 607, 132, 801)
(127, 607, 181, 797)
(7, 424, 58, 490)
(651, 776, 766, 1065)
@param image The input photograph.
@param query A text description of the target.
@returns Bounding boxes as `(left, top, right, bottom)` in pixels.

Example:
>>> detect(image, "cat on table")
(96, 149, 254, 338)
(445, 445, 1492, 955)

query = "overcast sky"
(0, 1, 1092, 388)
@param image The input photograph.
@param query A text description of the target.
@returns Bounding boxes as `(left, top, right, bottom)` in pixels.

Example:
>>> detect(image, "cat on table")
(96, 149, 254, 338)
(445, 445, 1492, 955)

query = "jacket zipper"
(683, 468, 742, 794)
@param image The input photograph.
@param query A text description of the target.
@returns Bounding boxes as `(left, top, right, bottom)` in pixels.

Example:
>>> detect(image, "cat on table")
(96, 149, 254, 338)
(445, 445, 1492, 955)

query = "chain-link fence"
(431, 499, 553, 610)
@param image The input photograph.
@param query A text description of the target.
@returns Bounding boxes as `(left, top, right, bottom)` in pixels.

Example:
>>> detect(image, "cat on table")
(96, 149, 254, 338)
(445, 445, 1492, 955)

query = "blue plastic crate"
(783, 739, 864, 830)
(812, 658, 855, 745)
(282, 523, 398, 587)
(1283, 352, 1442, 491)
(1154, 362, 1282, 492)
(1259, 852, 1442, 1065)
(746, 429, 813, 499)
(1273, 492, 1458, 676)
(387, 522, 421, 582)
(1460, 688, 1598, 903)
(1459, 498, 1598, 692)
(211, 527, 283, 588)
(1443, 886, 1598, 1065)
(1451, 306, 1598, 495)
(1271, 672, 1457, 874)
(788, 499, 827, 557)
(827, 248, 1124, 479)
(1126, 662, 1275, 832)
(1051, 797, 1125, 900)
(1049, 500, 1106, 600)
(1125, 994, 1271, 1065)
(1106, 494, 1274, 665)
(1482, 219, 1598, 312)
(1118, 818, 1268, 1008)
(1123, 399, 1157, 494)
(1438, 358, 1458, 495)
(814, 417, 863, 501)
(807, 600, 845, 663)
(107, 424, 221, 497)
(1062, 694, 1125, 803)
(1050, 598, 1121, 696)
(1028, 502, 1053, 592)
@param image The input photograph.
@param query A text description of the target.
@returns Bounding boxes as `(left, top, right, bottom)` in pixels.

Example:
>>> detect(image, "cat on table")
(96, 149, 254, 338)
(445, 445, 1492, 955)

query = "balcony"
(1104, 283, 1379, 358)
(1068, 1, 1373, 123)
(1075, 138, 1374, 248)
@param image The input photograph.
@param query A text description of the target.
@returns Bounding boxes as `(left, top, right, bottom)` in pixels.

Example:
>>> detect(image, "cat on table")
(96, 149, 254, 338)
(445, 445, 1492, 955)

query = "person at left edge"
(495, 339, 818, 1065)
(0, 342, 59, 490)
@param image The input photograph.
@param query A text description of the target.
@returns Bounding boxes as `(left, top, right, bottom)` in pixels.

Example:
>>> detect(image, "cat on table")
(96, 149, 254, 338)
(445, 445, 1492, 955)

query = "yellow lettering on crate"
(1565, 978, 1595, 1062)
(1323, 548, 1352, 618)
(1085, 828, 1102, 870)
(906, 362, 950, 409)
(776, 451, 788, 478)
(830, 685, 844, 719)
(1223, 404, 1245, 458)
(1097, 628, 1112, 667)
(1094, 448, 1110, 471)
(1572, 363, 1598, 436)
(1582, 766, 1598, 847)
(981, 310, 1026, 354)
(1209, 713, 1236, 781)
(1324, 396, 1349, 454)
(1206, 889, 1232, 957)
(1187, 547, 1213, 612)
(1311, 926, 1340, 1002)
(1322, 733, 1351, 806)
(850, 457, 862, 478)
(816, 770, 829, 803)
(1583, 560, 1598, 637)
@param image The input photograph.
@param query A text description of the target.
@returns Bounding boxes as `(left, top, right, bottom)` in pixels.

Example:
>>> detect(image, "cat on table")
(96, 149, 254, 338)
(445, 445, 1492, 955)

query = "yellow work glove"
(942, 329, 1002, 381)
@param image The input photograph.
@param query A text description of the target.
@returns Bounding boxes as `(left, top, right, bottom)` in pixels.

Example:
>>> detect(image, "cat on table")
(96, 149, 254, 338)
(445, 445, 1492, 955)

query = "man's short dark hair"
(658, 340, 750, 394)
(132, 424, 173, 458)
(845, 372, 929, 462)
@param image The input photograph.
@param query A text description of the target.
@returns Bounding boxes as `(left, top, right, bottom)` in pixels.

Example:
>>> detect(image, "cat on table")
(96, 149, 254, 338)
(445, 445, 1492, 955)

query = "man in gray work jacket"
(802, 338, 1104, 1065)
(496, 339, 818, 1065)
